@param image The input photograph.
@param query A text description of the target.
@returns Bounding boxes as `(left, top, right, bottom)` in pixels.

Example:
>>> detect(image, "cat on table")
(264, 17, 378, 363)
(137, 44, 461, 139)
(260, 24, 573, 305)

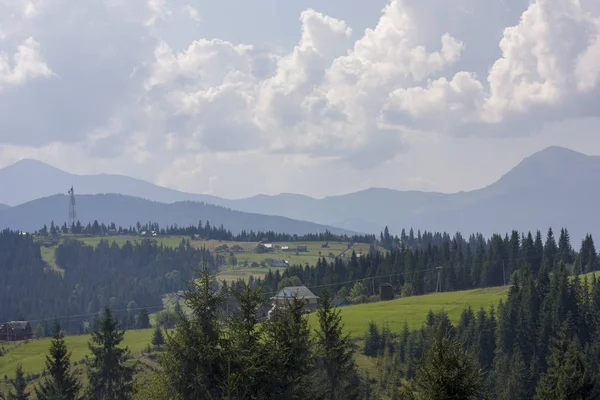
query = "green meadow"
(0, 329, 154, 379)
(37, 235, 371, 278)
(307, 286, 509, 337)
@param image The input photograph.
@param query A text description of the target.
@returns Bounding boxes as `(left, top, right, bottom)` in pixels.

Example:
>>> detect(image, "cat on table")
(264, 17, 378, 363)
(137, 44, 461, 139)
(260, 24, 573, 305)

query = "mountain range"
(0, 146, 598, 241)
(0, 194, 354, 235)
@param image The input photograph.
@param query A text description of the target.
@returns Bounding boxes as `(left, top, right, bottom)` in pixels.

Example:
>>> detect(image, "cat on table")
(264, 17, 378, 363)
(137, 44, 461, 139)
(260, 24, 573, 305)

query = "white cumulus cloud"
(0, 37, 52, 90)
(0, 0, 599, 197)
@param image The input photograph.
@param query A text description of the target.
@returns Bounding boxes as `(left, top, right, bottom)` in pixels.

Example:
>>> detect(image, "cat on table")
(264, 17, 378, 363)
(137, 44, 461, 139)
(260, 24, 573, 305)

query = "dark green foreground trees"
(398, 325, 483, 400)
(86, 308, 135, 400)
(136, 264, 361, 400)
(34, 323, 81, 400)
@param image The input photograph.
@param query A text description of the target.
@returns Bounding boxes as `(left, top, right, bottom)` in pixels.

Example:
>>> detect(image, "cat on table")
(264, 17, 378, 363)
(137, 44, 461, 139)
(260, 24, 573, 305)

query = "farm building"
(270, 259, 289, 268)
(0, 321, 33, 342)
(271, 286, 319, 311)
(296, 245, 308, 252)
(380, 283, 395, 301)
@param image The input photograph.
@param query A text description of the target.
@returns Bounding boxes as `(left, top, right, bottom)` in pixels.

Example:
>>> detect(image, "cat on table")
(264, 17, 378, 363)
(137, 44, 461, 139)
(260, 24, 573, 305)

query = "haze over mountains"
(0, 146, 598, 241)
(0, 194, 353, 235)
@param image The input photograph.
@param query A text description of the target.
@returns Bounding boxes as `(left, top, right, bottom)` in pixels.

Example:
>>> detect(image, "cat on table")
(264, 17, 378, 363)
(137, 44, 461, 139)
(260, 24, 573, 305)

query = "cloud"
(382, 0, 600, 135)
(0, 0, 599, 197)
(0, 37, 52, 89)
(183, 5, 201, 22)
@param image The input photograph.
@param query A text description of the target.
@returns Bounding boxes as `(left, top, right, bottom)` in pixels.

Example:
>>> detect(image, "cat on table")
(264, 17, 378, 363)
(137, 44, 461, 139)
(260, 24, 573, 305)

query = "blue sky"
(0, 0, 599, 198)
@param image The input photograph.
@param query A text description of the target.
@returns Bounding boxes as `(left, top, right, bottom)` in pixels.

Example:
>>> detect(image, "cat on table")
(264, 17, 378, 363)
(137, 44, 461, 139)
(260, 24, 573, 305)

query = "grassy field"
(0, 329, 154, 379)
(208, 240, 371, 269)
(37, 235, 371, 274)
(307, 286, 509, 337)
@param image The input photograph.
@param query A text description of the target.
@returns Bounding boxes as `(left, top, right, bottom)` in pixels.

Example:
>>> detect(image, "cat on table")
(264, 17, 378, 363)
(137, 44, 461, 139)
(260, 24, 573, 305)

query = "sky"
(0, 0, 599, 199)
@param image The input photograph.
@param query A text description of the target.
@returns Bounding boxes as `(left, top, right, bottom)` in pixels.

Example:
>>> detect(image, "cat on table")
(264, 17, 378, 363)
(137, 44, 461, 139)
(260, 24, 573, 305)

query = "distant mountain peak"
(2, 158, 65, 173)
(529, 146, 586, 159)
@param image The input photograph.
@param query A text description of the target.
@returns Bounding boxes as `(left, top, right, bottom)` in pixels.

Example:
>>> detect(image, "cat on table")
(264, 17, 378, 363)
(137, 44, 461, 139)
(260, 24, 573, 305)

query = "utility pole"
(436, 267, 443, 293)
(372, 277, 376, 300)
(502, 261, 506, 286)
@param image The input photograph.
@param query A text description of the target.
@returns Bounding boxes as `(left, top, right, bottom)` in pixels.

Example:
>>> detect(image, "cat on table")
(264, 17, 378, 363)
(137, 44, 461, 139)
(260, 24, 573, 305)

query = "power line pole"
(372, 277, 376, 301)
(436, 267, 442, 293)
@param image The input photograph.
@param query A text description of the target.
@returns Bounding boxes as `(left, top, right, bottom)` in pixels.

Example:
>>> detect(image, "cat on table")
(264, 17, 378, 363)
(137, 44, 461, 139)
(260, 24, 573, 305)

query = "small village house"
(270, 259, 289, 268)
(0, 321, 33, 342)
(270, 286, 319, 317)
(380, 283, 395, 301)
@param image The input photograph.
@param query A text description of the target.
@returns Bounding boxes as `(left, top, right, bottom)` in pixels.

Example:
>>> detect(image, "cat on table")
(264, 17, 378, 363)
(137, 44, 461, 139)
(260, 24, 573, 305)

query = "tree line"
(362, 263, 600, 399)
(257, 227, 598, 300)
(36, 219, 376, 244)
(2, 225, 598, 336)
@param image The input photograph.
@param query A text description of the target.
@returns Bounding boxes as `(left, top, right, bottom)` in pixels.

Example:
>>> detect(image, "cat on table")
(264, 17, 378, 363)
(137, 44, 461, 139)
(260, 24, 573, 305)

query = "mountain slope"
(0, 203, 8, 211)
(0, 194, 355, 235)
(0, 159, 220, 206)
(1, 147, 598, 241)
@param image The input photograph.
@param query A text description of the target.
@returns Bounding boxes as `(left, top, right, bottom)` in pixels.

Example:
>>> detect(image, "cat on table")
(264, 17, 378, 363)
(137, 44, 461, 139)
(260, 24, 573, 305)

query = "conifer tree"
(151, 325, 165, 349)
(364, 320, 381, 357)
(221, 282, 266, 399)
(315, 290, 359, 400)
(160, 257, 227, 399)
(558, 228, 573, 266)
(412, 324, 483, 400)
(7, 365, 28, 400)
(535, 324, 598, 400)
(86, 307, 135, 400)
(261, 296, 315, 399)
(34, 323, 81, 400)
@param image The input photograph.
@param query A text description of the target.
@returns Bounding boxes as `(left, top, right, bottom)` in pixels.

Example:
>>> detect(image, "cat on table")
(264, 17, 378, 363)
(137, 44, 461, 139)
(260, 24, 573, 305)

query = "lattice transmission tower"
(68, 186, 77, 230)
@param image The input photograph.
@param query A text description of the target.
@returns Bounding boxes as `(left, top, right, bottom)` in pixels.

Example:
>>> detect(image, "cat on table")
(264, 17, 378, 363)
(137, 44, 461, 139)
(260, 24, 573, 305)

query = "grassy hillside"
(0, 329, 154, 379)
(3, 270, 597, 396)
(308, 286, 509, 337)
(37, 235, 372, 282)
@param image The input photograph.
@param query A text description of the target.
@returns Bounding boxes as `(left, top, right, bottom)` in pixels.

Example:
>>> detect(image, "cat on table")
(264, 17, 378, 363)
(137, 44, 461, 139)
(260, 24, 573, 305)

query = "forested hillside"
(0, 230, 216, 330)
(364, 265, 600, 399)
(258, 227, 598, 299)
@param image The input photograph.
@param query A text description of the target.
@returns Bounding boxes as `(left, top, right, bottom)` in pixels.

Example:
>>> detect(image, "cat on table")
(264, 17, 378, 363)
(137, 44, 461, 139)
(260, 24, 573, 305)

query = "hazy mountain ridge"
(0, 203, 9, 211)
(0, 159, 221, 207)
(0, 146, 598, 241)
(0, 194, 356, 235)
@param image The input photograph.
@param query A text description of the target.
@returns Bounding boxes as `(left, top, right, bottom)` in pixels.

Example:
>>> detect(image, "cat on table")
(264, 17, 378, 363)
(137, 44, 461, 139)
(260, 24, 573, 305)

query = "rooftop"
(273, 286, 318, 299)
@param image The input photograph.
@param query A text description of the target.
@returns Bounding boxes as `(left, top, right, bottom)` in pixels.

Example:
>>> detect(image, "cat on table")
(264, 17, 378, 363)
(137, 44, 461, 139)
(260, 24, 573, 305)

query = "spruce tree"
(7, 365, 28, 400)
(160, 258, 227, 399)
(34, 323, 81, 400)
(412, 324, 483, 399)
(364, 320, 381, 357)
(261, 296, 315, 399)
(221, 282, 266, 398)
(315, 290, 359, 400)
(535, 324, 598, 400)
(86, 307, 135, 400)
(151, 325, 165, 349)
